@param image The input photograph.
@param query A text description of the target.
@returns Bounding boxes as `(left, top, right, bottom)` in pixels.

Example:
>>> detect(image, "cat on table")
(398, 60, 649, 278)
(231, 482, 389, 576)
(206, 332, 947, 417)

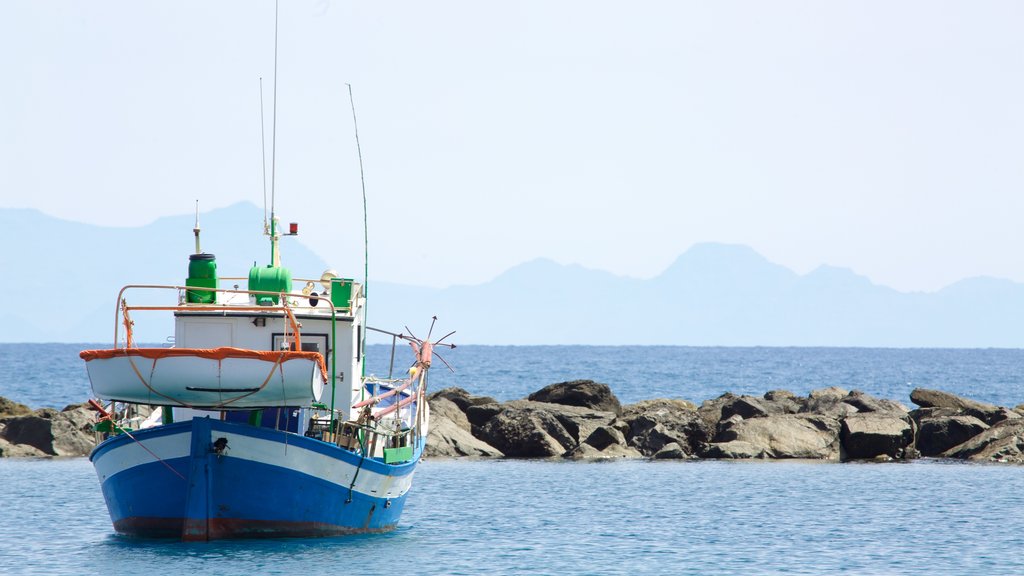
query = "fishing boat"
(80, 213, 449, 540)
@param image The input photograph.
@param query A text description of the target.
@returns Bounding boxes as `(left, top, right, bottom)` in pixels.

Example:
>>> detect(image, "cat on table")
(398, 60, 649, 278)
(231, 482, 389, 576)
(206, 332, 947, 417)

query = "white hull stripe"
(94, 430, 415, 499)
(220, 432, 416, 499)
(93, 432, 192, 483)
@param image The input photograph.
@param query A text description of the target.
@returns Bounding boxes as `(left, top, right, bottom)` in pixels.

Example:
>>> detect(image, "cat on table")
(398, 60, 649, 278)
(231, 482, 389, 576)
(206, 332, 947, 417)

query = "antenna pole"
(193, 200, 202, 254)
(347, 83, 369, 369)
(259, 77, 268, 232)
(270, 0, 280, 266)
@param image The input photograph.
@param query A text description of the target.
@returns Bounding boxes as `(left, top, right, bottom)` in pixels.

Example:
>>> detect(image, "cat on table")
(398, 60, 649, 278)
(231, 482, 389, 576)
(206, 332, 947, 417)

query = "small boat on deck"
(80, 216, 447, 540)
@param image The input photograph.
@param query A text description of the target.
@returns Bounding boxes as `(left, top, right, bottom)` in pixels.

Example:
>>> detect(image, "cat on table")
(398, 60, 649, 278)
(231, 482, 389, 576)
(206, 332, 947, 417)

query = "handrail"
(113, 284, 346, 346)
(112, 283, 341, 431)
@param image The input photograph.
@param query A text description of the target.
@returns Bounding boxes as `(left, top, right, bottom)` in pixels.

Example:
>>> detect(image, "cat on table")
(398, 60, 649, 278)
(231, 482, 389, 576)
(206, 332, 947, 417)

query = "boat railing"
(112, 283, 349, 432)
(112, 283, 351, 348)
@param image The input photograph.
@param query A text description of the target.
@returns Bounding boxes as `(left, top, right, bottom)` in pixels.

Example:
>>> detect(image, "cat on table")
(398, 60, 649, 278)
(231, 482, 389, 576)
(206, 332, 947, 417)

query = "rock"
(1, 406, 96, 456)
(809, 386, 849, 400)
(910, 388, 1012, 426)
(627, 398, 698, 413)
(0, 396, 32, 419)
(763, 390, 804, 413)
(941, 419, 1024, 463)
(52, 405, 97, 456)
(477, 406, 577, 457)
(465, 402, 505, 428)
(709, 414, 841, 459)
(563, 442, 642, 460)
(428, 397, 471, 432)
(425, 414, 504, 458)
(916, 415, 989, 456)
(842, 391, 909, 414)
(622, 399, 709, 456)
(428, 387, 497, 413)
(697, 393, 739, 429)
(801, 394, 859, 418)
(652, 442, 690, 459)
(908, 406, 963, 424)
(716, 413, 744, 437)
(703, 440, 766, 459)
(582, 425, 626, 450)
(840, 413, 915, 460)
(0, 437, 47, 458)
(2, 415, 54, 454)
(527, 380, 622, 415)
(719, 395, 778, 420)
(467, 399, 616, 449)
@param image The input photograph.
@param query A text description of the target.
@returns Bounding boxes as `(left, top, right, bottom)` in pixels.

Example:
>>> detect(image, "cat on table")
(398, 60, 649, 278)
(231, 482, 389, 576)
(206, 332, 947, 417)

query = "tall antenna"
(271, 0, 279, 220)
(269, 0, 280, 266)
(347, 83, 369, 365)
(347, 83, 369, 293)
(259, 77, 268, 231)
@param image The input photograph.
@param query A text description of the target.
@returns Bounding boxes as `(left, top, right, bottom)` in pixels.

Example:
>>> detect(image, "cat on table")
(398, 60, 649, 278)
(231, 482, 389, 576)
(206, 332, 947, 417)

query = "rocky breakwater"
(2, 383, 1021, 463)
(426, 381, 1024, 464)
(0, 397, 97, 457)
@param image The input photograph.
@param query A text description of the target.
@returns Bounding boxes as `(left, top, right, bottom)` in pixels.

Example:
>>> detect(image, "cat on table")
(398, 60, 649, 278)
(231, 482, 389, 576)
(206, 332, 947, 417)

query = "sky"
(2, 1, 1023, 292)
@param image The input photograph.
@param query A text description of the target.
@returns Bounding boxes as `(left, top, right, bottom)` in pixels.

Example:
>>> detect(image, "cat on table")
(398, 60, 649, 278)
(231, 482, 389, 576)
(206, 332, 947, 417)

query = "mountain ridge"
(1, 205, 1020, 346)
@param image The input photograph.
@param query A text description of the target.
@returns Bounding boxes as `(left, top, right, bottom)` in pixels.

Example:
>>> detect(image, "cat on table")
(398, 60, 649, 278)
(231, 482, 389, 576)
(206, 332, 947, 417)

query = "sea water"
(1, 344, 1023, 575)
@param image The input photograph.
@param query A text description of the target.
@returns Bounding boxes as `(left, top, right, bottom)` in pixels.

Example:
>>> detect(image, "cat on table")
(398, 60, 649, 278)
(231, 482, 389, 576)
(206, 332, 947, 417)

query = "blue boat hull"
(90, 417, 420, 540)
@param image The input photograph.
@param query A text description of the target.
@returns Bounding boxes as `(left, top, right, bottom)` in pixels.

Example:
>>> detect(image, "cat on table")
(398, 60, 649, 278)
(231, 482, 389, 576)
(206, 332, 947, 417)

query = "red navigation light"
(289, 222, 298, 235)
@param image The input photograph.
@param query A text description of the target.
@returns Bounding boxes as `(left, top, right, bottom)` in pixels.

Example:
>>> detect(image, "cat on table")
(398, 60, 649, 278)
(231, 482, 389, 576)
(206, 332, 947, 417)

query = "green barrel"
(186, 253, 217, 304)
(248, 265, 293, 305)
(330, 278, 355, 310)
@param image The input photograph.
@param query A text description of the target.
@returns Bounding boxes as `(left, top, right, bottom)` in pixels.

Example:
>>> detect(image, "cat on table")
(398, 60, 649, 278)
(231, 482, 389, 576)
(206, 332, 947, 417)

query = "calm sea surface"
(1, 344, 1023, 575)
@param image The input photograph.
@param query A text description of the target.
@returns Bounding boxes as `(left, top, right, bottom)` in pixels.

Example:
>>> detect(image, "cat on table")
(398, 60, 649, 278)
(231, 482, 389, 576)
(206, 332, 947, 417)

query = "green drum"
(186, 253, 217, 304)
(248, 265, 292, 305)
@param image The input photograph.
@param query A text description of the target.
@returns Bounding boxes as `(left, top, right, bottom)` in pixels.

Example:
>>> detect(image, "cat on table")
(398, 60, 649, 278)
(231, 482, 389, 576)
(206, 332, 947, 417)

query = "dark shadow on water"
(93, 526, 412, 562)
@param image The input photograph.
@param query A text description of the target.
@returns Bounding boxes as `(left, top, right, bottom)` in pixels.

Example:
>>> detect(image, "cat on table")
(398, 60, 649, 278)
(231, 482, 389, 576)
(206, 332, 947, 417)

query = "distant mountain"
(2, 205, 1022, 346)
(0, 203, 328, 343)
(369, 243, 1024, 347)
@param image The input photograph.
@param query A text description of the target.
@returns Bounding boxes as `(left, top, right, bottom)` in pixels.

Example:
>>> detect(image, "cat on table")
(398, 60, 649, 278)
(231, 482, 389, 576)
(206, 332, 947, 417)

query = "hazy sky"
(3, 1, 1023, 292)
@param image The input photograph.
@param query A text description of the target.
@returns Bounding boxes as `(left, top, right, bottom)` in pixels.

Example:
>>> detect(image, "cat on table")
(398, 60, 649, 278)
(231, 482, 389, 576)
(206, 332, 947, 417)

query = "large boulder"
(719, 395, 781, 420)
(428, 397, 472, 432)
(703, 440, 766, 459)
(0, 396, 32, 419)
(651, 442, 691, 459)
(941, 419, 1024, 463)
(763, 390, 804, 414)
(527, 380, 622, 415)
(425, 414, 504, 458)
(563, 442, 642, 460)
(910, 388, 1016, 426)
(916, 415, 989, 456)
(465, 402, 505, 428)
(428, 387, 497, 413)
(840, 413, 915, 460)
(472, 399, 616, 447)
(622, 399, 709, 456)
(708, 414, 841, 459)
(2, 405, 96, 456)
(0, 437, 46, 458)
(697, 393, 739, 430)
(477, 405, 578, 457)
(801, 388, 858, 418)
(842, 391, 909, 414)
(582, 425, 627, 450)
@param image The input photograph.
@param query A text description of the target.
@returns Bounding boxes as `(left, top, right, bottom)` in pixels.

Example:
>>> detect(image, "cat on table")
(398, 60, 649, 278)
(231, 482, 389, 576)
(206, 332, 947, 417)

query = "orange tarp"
(80, 347, 329, 383)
